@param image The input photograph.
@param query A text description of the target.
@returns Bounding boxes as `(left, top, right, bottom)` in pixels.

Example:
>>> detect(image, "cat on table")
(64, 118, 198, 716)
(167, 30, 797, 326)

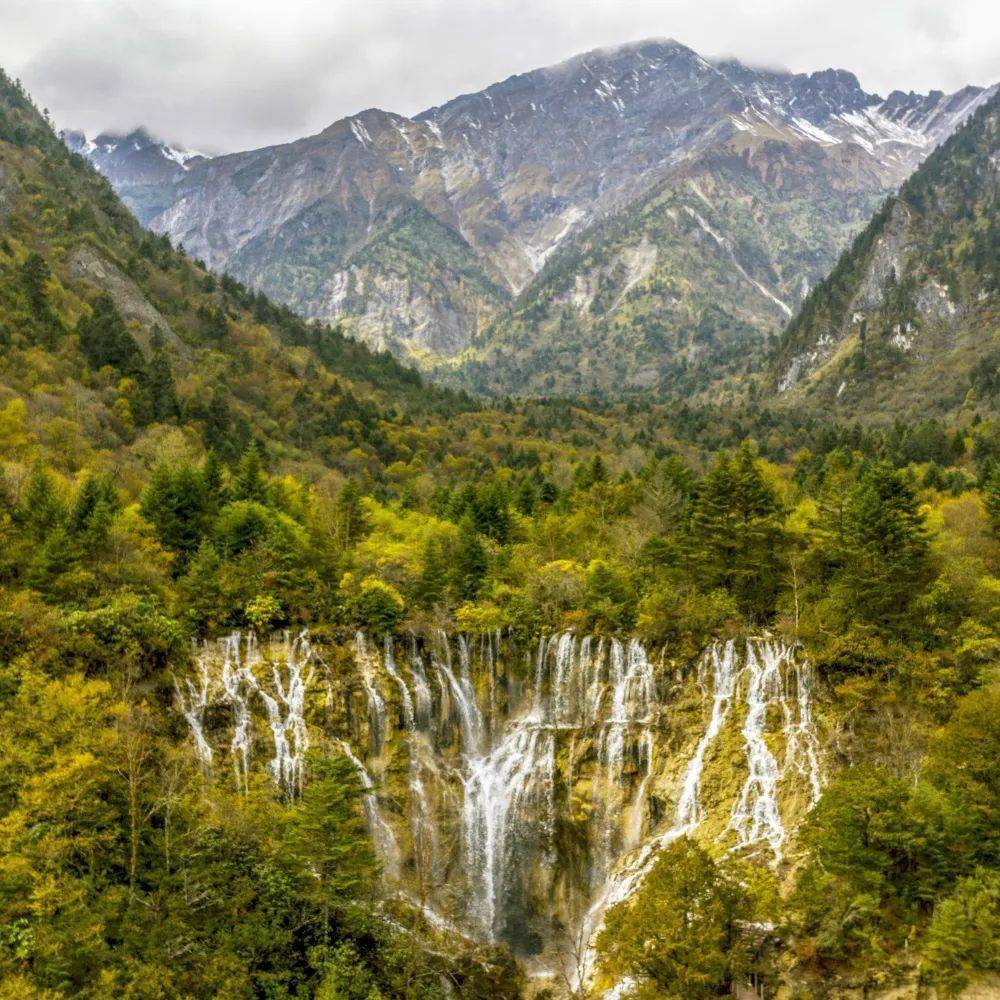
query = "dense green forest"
(0, 67, 998, 999)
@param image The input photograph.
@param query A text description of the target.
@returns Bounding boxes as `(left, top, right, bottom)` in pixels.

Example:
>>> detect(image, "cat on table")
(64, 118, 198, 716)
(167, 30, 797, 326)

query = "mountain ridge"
(64, 39, 997, 394)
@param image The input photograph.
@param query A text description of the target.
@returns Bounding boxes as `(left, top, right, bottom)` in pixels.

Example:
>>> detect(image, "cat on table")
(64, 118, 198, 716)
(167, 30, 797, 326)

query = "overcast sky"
(2, 0, 998, 153)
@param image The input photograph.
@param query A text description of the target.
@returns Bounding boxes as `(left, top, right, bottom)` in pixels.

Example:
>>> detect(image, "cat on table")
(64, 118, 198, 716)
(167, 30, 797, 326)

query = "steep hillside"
(772, 88, 1000, 418)
(69, 40, 994, 388)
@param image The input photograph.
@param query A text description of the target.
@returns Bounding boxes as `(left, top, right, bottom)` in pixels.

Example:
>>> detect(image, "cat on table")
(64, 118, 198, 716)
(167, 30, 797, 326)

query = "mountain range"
(64, 38, 996, 398)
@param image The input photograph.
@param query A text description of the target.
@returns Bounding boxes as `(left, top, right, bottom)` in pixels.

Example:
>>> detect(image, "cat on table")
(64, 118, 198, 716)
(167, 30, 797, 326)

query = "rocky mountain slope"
(67, 40, 995, 394)
(770, 88, 1000, 419)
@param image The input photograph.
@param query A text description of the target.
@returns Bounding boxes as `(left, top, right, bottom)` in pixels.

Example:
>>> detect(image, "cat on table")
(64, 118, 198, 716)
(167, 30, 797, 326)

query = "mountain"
(67, 40, 995, 393)
(770, 87, 1000, 418)
(62, 126, 209, 224)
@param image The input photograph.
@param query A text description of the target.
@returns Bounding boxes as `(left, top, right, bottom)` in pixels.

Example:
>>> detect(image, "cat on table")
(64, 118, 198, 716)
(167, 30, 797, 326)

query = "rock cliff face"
(68, 40, 996, 392)
(178, 629, 825, 991)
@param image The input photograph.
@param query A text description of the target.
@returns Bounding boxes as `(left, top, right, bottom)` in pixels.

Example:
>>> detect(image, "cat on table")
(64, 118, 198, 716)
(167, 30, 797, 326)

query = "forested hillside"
(1, 67, 999, 1000)
(772, 88, 1000, 418)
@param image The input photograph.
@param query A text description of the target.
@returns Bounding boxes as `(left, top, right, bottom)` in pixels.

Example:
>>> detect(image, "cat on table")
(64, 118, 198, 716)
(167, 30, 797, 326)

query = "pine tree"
(21, 462, 65, 540)
(598, 837, 752, 998)
(692, 443, 785, 618)
(452, 513, 487, 601)
(335, 479, 368, 548)
(140, 464, 210, 562)
(69, 474, 117, 549)
(985, 468, 1000, 537)
(20, 252, 50, 312)
(233, 442, 267, 504)
(143, 338, 179, 422)
(414, 537, 448, 610)
(76, 295, 144, 376)
(835, 461, 930, 628)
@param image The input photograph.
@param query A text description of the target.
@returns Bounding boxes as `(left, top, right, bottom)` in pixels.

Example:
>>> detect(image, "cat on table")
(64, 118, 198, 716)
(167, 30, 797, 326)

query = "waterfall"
(408, 635, 434, 731)
(175, 656, 214, 771)
(173, 629, 823, 984)
(434, 632, 484, 754)
(462, 706, 555, 939)
(354, 631, 388, 754)
(729, 641, 786, 855)
(220, 632, 254, 793)
(184, 632, 315, 797)
(335, 738, 402, 878)
(785, 659, 824, 805)
(383, 634, 415, 731)
(676, 639, 737, 827)
(575, 638, 740, 991)
(242, 631, 314, 798)
(386, 637, 439, 885)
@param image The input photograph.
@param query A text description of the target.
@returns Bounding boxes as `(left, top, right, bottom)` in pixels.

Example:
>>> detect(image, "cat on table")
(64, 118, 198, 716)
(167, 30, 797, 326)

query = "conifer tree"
(233, 441, 267, 504)
(144, 335, 179, 422)
(76, 295, 144, 376)
(140, 464, 211, 562)
(452, 513, 487, 600)
(335, 479, 368, 548)
(415, 537, 448, 610)
(21, 461, 65, 540)
(985, 468, 1000, 537)
(834, 461, 930, 628)
(692, 443, 785, 618)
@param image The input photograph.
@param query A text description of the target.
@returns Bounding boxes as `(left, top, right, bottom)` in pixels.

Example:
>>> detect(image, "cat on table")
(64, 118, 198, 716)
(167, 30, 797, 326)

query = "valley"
(0, 27, 998, 1000)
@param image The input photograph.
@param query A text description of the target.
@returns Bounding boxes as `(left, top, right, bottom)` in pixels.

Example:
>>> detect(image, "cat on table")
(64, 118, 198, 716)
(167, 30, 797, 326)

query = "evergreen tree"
(598, 837, 753, 998)
(514, 478, 537, 516)
(233, 441, 267, 504)
(140, 464, 211, 563)
(69, 474, 117, 549)
(335, 479, 368, 548)
(834, 461, 930, 628)
(452, 513, 487, 601)
(985, 468, 1000, 537)
(201, 449, 224, 510)
(921, 870, 1000, 997)
(143, 337, 179, 422)
(21, 461, 65, 540)
(691, 443, 785, 618)
(19, 251, 50, 312)
(414, 537, 448, 610)
(76, 295, 144, 376)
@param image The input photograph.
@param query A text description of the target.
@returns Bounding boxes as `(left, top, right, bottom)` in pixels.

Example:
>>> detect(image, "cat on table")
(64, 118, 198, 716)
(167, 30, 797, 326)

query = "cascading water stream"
(175, 630, 823, 989)
(243, 630, 314, 798)
(219, 633, 253, 793)
(729, 641, 786, 855)
(354, 631, 388, 754)
(335, 737, 402, 878)
(174, 656, 214, 771)
(384, 636, 439, 883)
(408, 635, 434, 732)
(575, 638, 739, 988)
(434, 632, 484, 755)
(462, 706, 555, 939)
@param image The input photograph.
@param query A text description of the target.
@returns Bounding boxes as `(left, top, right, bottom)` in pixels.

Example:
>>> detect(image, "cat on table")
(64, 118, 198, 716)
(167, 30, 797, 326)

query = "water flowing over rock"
(175, 630, 823, 983)
(181, 631, 314, 797)
(335, 738, 402, 879)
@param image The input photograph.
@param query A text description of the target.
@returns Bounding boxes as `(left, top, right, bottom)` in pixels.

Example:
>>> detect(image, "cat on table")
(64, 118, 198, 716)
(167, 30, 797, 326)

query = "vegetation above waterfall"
(0, 65, 999, 1000)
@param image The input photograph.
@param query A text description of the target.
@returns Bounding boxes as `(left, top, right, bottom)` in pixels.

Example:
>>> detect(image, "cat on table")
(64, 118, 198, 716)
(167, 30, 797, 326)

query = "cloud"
(1, 0, 997, 152)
